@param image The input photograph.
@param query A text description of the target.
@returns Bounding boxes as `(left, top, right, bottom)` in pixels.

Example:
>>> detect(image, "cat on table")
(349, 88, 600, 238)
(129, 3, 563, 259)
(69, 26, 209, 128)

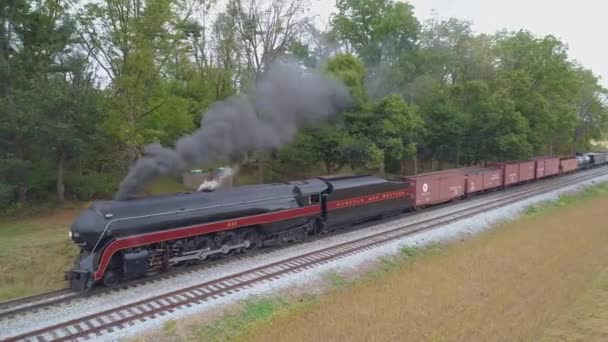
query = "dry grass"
(240, 194, 608, 341)
(0, 206, 80, 300)
(538, 268, 608, 341)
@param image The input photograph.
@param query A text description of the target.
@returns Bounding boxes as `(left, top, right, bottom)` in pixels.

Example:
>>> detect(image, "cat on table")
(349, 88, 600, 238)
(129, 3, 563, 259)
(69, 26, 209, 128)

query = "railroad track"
(0, 169, 546, 319)
(3, 166, 607, 342)
(0, 166, 594, 320)
(0, 289, 75, 316)
(0, 238, 285, 319)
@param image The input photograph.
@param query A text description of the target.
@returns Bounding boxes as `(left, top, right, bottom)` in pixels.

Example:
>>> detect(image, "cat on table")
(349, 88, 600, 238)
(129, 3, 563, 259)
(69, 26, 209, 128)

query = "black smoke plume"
(115, 62, 352, 200)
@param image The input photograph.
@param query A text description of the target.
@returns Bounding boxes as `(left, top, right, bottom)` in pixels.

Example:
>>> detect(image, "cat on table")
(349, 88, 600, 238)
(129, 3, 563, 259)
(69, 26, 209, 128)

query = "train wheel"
(102, 269, 122, 287)
(215, 232, 238, 256)
(239, 228, 261, 253)
(195, 235, 216, 261)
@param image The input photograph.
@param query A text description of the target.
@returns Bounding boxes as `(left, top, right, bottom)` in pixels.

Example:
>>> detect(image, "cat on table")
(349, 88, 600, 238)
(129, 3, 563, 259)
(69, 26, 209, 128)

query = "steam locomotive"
(66, 152, 608, 290)
(67, 175, 409, 290)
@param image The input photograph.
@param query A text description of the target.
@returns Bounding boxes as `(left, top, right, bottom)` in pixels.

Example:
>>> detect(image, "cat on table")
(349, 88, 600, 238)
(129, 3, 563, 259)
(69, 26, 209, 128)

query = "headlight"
(69, 231, 73, 239)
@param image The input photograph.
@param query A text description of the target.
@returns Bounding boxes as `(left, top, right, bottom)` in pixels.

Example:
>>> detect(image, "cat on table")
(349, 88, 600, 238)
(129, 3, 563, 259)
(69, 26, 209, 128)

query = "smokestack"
(114, 61, 352, 200)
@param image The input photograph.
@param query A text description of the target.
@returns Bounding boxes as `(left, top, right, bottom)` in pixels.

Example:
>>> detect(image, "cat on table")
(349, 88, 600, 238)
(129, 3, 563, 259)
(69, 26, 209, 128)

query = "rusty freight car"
(403, 170, 465, 208)
(518, 161, 536, 182)
(533, 157, 560, 178)
(489, 162, 519, 186)
(559, 157, 578, 174)
(461, 167, 503, 195)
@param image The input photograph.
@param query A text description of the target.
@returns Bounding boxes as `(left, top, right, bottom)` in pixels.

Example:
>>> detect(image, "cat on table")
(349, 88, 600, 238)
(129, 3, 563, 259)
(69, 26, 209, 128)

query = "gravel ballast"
(2, 172, 608, 341)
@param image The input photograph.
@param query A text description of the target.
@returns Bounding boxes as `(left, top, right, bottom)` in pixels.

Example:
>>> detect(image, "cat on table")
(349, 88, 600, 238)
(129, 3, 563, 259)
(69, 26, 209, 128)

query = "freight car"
(489, 162, 519, 186)
(586, 152, 608, 166)
(559, 157, 578, 174)
(489, 160, 535, 186)
(66, 175, 410, 290)
(461, 167, 503, 195)
(402, 170, 465, 208)
(532, 157, 560, 178)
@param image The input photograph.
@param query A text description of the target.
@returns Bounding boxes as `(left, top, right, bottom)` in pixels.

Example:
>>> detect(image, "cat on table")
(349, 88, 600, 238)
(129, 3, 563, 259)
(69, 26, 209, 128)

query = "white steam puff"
(197, 167, 235, 192)
(115, 62, 352, 200)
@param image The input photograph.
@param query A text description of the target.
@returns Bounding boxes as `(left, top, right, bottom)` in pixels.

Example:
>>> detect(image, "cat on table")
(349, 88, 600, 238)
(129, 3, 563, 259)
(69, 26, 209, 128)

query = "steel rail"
(3, 167, 607, 342)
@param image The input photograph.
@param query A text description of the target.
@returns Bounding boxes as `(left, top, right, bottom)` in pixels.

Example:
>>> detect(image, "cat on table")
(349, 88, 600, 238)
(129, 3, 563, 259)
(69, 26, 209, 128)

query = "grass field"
(136, 182, 608, 341)
(0, 206, 81, 300)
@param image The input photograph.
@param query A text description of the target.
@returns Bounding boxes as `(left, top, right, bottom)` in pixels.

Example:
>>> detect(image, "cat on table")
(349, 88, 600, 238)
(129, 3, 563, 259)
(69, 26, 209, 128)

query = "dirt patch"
(243, 195, 608, 341)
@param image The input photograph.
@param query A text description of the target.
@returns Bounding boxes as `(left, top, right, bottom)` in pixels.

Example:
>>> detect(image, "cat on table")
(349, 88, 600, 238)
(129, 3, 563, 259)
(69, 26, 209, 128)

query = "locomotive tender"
(66, 151, 608, 290)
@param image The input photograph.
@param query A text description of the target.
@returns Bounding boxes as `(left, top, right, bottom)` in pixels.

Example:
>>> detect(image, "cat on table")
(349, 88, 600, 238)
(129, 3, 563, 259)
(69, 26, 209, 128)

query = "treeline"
(1, 0, 607, 208)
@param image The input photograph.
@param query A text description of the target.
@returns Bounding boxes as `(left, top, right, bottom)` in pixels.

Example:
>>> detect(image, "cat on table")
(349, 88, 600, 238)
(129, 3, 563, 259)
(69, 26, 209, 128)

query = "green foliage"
(332, 0, 419, 66)
(0, 184, 16, 208)
(325, 53, 368, 107)
(1, 0, 607, 208)
(196, 298, 287, 341)
(322, 271, 350, 288)
(65, 173, 120, 200)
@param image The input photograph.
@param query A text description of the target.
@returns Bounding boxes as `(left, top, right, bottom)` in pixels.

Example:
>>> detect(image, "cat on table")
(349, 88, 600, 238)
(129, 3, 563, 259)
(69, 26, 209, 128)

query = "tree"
(494, 31, 579, 155)
(571, 68, 608, 151)
(344, 94, 424, 173)
(226, 0, 310, 80)
(38, 56, 104, 202)
(417, 85, 470, 165)
(324, 53, 367, 107)
(77, 0, 207, 165)
(0, 0, 93, 203)
(332, 0, 419, 67)
(418, 18, 494, 85)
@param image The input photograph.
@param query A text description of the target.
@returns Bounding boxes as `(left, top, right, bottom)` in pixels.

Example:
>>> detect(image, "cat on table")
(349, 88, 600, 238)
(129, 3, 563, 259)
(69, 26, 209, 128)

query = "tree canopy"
(1, 0, 607, 209)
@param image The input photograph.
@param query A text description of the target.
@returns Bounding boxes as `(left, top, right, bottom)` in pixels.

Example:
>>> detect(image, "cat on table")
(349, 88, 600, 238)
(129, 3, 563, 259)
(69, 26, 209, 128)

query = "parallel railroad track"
(3, 166, 607, 342)
(0, 167, 557, 319)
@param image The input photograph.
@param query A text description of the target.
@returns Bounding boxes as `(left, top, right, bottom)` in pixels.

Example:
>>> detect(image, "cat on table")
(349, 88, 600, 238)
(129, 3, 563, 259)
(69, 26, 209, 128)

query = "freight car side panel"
(465, 173, 483, 194)
(482, 169, 503, 189)
(534, 157, 560, 178)
(489, 162, 519, 186)
(544, 158, 560, 176)
(405, 171, 465, 206)
(560, 157, 578, 173)
(462, 168, 502, 195)
(535, 159, 546, 178)
(518, 161, 535, 182)
(595, 152, 608, 165)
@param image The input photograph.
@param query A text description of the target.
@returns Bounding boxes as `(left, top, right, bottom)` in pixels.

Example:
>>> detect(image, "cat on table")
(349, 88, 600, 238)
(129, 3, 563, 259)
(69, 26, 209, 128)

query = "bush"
(66, 173, 120, 200)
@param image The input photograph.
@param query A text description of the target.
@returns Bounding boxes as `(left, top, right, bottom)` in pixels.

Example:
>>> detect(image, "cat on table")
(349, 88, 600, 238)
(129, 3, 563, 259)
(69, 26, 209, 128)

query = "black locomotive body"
(67, 175, 411, 290)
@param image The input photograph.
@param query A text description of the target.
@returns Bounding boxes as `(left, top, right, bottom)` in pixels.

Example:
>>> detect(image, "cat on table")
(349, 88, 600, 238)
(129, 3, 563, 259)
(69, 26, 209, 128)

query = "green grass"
(195, 298, 290, 341)
(525, 181, 608, 217)
(322, 271, 350, 288)
(162, 319, 178, 337)
(0, 209, 79, 300)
